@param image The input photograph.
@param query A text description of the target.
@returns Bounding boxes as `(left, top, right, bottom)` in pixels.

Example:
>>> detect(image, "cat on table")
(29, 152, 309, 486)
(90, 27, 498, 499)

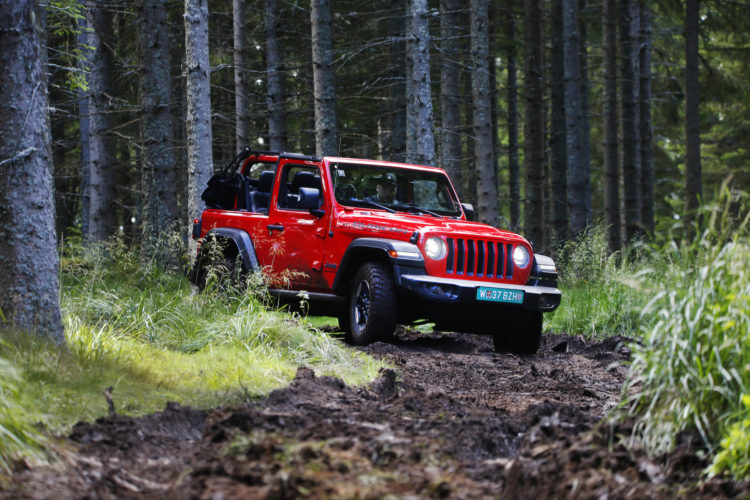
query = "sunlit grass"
(0, 238, 387, 476)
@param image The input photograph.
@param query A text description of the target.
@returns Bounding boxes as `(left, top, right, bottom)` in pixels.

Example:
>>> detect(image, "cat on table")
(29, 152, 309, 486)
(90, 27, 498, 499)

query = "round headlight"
(424, 237, 447, 260)
(513, 245, 530, 268)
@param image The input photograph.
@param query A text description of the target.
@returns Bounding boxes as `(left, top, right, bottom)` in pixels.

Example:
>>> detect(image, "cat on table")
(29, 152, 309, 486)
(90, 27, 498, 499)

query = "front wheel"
(348, 262, 397, 345)
(493, 310, 542, 354)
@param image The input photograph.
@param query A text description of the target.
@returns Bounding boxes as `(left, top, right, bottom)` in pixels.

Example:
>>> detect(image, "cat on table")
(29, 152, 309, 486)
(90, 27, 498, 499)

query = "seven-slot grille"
(445, 238, 514, 279)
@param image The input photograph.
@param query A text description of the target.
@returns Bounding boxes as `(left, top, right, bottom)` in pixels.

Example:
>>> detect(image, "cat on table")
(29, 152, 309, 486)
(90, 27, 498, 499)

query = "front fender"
(332, 238, 424, 294)
(203, 227, 260, 272)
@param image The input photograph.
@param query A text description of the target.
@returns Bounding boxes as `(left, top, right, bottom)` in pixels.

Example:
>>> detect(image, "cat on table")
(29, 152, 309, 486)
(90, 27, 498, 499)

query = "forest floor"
(3, 329, 749, 499)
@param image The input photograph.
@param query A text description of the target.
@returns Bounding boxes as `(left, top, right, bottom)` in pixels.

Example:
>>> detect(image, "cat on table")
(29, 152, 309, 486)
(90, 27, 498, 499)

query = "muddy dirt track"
(3, 331, 749, 499)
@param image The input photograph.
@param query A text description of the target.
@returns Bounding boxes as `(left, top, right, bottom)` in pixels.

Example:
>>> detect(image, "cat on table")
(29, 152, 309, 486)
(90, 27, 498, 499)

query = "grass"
(0, 238, 387, 476)
(545, 224, 646, 338)
(621, 187, 750, 479)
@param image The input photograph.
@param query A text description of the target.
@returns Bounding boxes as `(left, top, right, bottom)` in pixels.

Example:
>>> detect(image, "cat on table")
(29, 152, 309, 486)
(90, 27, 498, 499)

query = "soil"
(3, 330, 749, 499)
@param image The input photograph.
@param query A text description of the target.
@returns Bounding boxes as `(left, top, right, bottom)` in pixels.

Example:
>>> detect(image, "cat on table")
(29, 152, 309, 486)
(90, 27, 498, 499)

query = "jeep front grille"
(445, 238, 514, 279)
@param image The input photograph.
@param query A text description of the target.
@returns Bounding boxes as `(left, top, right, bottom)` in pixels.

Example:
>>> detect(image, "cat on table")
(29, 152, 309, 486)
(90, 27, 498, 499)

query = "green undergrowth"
(545, 224, 646, 338)
(621, 188, 750, 480)
(0, 239, 386, 475)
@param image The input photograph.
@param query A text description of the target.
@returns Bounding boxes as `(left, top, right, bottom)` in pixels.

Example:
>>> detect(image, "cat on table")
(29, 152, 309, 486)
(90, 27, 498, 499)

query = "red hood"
(334, 209, 533, 285)
(335, 209, 529, 245)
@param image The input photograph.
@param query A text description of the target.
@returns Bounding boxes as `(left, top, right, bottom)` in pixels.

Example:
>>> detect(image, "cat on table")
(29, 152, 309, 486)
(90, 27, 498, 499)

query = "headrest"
(291, 171, 321, 192)
(257, 171, 275, 192)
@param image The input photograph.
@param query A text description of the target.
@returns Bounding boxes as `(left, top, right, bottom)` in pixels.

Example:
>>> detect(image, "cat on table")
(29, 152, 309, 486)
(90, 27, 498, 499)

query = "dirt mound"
(2, 332, 746, 499)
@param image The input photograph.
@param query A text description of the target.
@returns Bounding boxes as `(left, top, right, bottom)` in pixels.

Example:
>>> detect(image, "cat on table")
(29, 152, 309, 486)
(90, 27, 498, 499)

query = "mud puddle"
(3, 331, 748, 499)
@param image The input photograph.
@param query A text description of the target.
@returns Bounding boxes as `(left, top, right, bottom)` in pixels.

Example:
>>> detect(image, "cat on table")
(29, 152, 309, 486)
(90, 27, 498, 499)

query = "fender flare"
(332, 237, 424, 294)
(202, 227, 259, 272)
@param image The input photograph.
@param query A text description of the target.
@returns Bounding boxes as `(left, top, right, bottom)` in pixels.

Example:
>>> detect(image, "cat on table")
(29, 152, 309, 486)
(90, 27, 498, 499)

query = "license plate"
(476, 287, 525, 304)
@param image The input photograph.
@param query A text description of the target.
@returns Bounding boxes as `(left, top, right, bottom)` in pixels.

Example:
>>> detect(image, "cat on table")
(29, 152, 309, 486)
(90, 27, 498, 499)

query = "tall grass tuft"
(546, 224, 644, 337)
(0, 236, 385, 447)
(0, 351, 47, 478)
(622, 185, 750, 478)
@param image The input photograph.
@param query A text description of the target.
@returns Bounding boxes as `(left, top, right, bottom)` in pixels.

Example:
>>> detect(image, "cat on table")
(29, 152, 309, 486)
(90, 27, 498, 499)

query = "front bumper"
(399, 274, 561, 312)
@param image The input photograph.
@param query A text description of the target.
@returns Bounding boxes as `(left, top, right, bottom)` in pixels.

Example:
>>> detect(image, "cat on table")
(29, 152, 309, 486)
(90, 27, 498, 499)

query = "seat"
(248, 170, 275, 213)
(286, 171, 322, 209)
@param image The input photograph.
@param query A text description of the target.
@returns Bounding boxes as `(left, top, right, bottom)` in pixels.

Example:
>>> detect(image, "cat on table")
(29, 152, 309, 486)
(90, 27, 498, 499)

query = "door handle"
(267, 224, 284, 233)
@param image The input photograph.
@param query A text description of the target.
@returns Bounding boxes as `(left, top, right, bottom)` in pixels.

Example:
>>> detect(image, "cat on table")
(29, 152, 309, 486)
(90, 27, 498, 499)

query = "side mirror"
(461, 203, 475, 221)
(298, 187, 324, 217)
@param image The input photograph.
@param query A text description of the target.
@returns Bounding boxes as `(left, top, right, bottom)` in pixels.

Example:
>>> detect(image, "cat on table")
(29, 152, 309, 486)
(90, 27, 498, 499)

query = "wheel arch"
(332, 238, 423, 296)
(200, 227, 259, 272)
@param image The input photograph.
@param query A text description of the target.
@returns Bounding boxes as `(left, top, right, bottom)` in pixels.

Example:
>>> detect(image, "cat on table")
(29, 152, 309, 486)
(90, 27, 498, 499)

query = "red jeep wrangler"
(191, 149, 561, 354)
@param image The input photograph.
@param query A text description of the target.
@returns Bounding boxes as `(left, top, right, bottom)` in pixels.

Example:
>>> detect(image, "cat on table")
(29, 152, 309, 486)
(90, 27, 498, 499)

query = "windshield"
(329, 162, 462, 217)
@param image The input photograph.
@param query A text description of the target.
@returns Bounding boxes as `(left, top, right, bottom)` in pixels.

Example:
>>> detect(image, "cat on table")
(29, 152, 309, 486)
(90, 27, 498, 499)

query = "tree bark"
(184, 0, 214, 248)
(388, 0, 407, 162)
(507, 10, 521, 232)
(0, 0, 64, 341)
(563, 0, 586, 238)
(233, 0, 250, 152)
(618, 0, 640, 242)
(408, 0, 435, 166)
(440, 0, 462, 194)
(550, 0, 568, 243)
(138, 0, 179, 261)
(579, 0, 592, 227)
(311, 0, 338, 156)
(470, 0, 497, 225)
(685, 0, 701, 221)
(78, 0, 117, 243)
(602, 0, 620, 251)
(523, 0, 545, 251)
(265, 0, 287, 151)
(639, 2, 654, 235)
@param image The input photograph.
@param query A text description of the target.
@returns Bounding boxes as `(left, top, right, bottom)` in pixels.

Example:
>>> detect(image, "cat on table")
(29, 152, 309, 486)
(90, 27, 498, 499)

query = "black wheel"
(348, 262, 397, 345)
(493, 310, 542, 354)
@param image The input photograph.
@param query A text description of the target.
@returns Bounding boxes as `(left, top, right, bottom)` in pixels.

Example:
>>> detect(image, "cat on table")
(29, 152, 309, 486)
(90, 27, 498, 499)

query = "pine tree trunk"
(311, 0, 338, 156)
(388, 0, 406, 162)
(0, 1, 64, 341)
(184, 0, 214, 249)
(579, 0, 592, 226)
(563, 0, 586, 238)
(138, 0, 179, 261)
(523, 0, 545, 251)
(685, 0, 701, 220)
(265, 0, 287, 151)
(639, 2, 654, 234)
(550, 0, 568, 244)
(78, 1, 117, 243)
(602, 0, 620, 251)
(233, 0, 250, 152)
(440, 0, 462, 194)
(507, 10, 521, 232)
(409, 0, 435, 166)
(618, 0, 640, 242)
(470, 0, 497, 225)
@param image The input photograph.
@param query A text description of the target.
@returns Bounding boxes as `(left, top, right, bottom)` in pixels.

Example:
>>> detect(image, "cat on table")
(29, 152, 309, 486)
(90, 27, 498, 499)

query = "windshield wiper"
(353, 200, 397, 213)
(399, 204, 444, 218)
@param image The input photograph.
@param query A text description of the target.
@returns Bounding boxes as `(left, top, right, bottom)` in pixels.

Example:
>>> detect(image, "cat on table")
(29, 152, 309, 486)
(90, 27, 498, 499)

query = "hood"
(335, 209, 529, 245)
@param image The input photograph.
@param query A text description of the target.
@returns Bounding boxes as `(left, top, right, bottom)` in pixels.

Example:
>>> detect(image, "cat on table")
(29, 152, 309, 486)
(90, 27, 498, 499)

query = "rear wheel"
(348, 262, 397, 345)
(493, 311, 542, 354)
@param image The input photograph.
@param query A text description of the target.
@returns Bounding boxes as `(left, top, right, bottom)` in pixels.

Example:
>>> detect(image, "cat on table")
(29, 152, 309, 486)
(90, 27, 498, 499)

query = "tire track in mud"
(3, 331, 748, 499)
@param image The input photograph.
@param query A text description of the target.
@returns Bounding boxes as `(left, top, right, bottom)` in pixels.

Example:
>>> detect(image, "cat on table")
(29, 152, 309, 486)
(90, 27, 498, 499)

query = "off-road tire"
(493, 310, 542, 354)
(348, 262, 397, 345)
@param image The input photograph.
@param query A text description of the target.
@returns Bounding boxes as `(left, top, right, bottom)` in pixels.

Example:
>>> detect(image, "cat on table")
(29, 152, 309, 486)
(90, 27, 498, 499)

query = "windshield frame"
(328, 161, 463, 217)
